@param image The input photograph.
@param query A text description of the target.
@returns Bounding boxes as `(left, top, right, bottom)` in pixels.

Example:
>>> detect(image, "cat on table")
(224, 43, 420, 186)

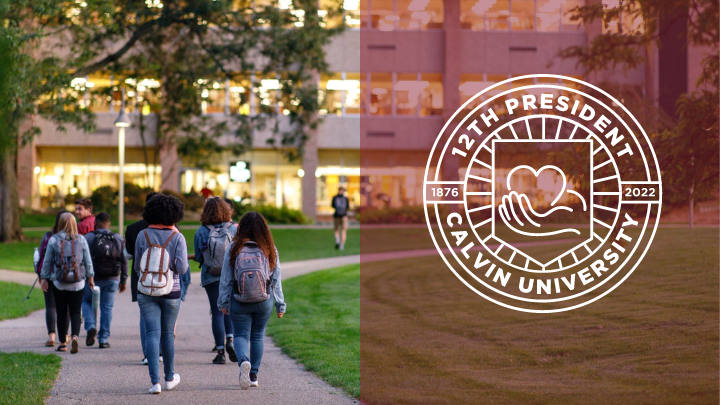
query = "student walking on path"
(218, 212, 286, 390)
(75, 198, 95, 236)
(194, 197, 238, 365)
(35, 210, 70, 347)
(332, 186, 350, 250)
(134, 194, 188, 394)
(82, 212, 127, 349)
(38, 212, 95, 354)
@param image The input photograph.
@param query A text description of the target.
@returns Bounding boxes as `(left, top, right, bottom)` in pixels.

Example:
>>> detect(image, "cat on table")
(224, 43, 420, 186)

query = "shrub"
(90, 186, 117, 213)
(234, 204, 311, 224)
(64, 191, 84, 207)
(182, 192, 206, 213)
(124, 183, 155, 214)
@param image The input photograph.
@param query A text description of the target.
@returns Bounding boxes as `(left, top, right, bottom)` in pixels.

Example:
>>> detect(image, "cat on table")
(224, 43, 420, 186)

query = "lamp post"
(114, 88, 131, 234)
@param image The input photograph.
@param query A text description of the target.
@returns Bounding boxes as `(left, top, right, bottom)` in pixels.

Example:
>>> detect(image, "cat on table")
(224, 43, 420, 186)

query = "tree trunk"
(0, 148, 23, 242)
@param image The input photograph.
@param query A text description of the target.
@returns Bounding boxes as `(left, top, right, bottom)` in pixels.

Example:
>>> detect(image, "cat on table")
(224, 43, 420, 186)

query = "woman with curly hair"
(133, 193, 188, 394)
(218, 211, 286, 390)
(194, 197, 238, 364)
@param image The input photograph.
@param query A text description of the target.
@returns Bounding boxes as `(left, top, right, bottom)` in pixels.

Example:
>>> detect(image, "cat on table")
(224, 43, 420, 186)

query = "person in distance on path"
(331, 186, 350, 250)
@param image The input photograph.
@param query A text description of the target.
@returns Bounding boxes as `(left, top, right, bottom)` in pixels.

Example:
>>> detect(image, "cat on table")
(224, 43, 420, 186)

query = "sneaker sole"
(240, 362, 251, 390)
(70, 340, 79, 354)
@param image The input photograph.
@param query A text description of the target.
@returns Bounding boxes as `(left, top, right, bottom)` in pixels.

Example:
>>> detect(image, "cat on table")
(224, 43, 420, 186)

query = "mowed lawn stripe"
(360, 228, 719, 404)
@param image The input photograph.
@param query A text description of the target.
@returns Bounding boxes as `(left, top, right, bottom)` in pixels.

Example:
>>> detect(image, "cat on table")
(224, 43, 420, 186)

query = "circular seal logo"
(423, 75, 661, 313)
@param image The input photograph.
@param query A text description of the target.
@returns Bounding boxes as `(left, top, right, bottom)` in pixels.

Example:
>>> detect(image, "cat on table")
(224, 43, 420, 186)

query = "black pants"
(51, 284, 84, 344)
(43, 288, 57, 334)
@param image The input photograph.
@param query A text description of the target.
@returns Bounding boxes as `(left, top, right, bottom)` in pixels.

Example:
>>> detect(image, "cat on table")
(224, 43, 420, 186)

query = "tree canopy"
(0, 0, 344, 241)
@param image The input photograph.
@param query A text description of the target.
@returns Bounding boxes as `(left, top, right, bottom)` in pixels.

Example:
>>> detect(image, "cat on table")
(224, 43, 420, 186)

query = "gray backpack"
(232, 241, 272, 303)
(54, 237, 86, 283)
(202, 223, 233, 277)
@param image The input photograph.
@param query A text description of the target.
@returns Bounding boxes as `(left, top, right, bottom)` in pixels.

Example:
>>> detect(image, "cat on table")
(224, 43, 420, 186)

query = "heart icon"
(506, 165, 567, 207)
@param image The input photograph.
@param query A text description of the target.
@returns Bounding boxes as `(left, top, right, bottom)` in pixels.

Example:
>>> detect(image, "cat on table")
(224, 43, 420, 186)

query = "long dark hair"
(229, 212, 277, 269)
(52, 210, 70, 234)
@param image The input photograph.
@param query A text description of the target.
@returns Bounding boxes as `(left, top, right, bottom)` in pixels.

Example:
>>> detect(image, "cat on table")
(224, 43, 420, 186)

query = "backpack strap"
(158, 231, 177, 276)
(143, 230, 153, 276)
(60, 239, 67, 282)
(71, 239, 79, 282)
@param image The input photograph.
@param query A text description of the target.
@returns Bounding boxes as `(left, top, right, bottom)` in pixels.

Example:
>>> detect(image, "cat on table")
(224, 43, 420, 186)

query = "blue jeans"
(82, 279, 119, 343)
(138, 294, 181, 384)
(205, 281, 233, 349)
(230, 294, 273, 375)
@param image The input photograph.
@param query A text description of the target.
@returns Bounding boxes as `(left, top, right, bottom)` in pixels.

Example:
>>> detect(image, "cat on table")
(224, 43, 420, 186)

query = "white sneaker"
(165, 374, 181, 391)
(148, 384, 161, 394)
(250, 380, 258, 388)
(159, 356, 163, 363)
(239, 361, 251, 390)
(141, 357, 148, 365)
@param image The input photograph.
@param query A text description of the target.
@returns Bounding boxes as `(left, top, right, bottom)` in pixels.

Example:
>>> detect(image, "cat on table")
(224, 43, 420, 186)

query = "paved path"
(0, 256, 360, 405)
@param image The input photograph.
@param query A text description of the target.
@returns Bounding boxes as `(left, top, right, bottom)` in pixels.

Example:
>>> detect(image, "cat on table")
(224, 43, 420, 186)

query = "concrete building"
(17, 0, 704, 219)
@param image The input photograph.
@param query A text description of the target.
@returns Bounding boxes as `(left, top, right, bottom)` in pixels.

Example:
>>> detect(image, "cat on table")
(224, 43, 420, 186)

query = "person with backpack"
(194, 197, 238, 364)
(35, 210, 70, 347)
(218, 211, 286, 390)
(134, 193, 188, 394)
(39, 212, 95, 354)
(81, 212, 127, 349)
(124, 192, 158, 365)
(331, 186, 350, 250)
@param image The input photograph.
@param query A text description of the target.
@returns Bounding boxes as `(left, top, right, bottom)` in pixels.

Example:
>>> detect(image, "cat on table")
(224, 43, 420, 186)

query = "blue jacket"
(133, 228, 188, 300)
(193, 222, 238, 287)
(217, 241, 286, 314)
(40, 231, 95, 284)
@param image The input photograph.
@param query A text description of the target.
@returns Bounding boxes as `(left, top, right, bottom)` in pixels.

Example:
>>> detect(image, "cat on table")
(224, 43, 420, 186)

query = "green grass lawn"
(360, 228, 719, 404)
(0, 281, 45, 321)
(0, 228, 359, 273)
(0, 352, 61, 404)
(266, 264, 360, 398)
(0, 282, 59, 404)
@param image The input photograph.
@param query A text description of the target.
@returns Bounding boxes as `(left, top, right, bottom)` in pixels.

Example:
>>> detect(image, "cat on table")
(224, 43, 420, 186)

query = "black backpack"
(333, 195, 348, 216)
(90, 232, 122, 277)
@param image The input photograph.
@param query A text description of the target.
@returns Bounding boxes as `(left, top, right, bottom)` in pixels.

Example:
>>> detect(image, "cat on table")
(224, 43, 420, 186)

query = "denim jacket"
(193, 222, 237, 287)
(40, 231, 95, 282)
(217, 241, 286, 314)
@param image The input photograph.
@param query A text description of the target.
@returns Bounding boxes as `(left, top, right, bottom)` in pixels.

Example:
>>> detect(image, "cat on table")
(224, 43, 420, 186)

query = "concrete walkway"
(0, 256, 360, 405)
